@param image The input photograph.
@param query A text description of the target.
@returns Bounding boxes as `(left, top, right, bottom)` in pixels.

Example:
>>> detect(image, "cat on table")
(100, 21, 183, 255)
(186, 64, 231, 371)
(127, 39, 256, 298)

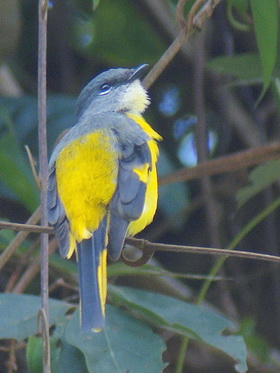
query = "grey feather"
(107, 214, 129, 261)
(108, 141, 151, 259)
(77, 215, 108, 331)
(47, 157, 70, 257)
(55, 218, 70, 258)
(49, 112, 149, 168)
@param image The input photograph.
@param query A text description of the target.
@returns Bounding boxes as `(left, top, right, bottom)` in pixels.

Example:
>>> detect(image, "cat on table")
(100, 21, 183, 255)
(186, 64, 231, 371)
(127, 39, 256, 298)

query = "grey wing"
(108, 141, 151, 261)
(47, 163, 70, 258)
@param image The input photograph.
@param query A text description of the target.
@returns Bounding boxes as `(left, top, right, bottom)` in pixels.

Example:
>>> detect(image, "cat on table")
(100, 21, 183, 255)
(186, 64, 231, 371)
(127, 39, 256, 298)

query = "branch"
(159, 140, 280, 186)
(176, 0, 188, 28)
(2, 218, 280, 267)
(124, 238, 280, 266)
(0, 219, 52, 234)
(143, 0, 222, 89)
(192, 0, 222, 30)
(0, 208, 41, 270)
(12, 238, 57, 294)
(38, 1, 50, 372)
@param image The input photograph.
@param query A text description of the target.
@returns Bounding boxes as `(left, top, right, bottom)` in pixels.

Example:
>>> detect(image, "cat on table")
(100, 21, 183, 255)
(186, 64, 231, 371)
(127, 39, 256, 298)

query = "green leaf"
(26, 335, 62, 373)
(0, 227, 15, 247)
(0, 294, 70, 340)
(0, 130, 39, 211)
(92, 0, 101, 10)
(272, 77, 280, 111)
(55, 341, 88, 373)
(0, 95, 76, 208)
(0, 95, 76, 152)
(207, 53, 263, 83)
(65, 305, 167, 373)
(250, 0, 279, 99)
(236, 159, 280, 207)
(110, 286, 248, 373)
(50, 313, 89, 373)
(228, 0, 249, 14)
(26, 336, 43, 373)
(227, 0, 251, 31)
(238, 318, 270, 363)
(85, 0, 165, 66)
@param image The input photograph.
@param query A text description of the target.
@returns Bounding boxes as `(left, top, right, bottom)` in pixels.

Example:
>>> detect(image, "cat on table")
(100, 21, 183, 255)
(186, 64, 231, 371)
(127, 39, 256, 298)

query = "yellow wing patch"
(126, 114, 161, 236)
(133, 163, 149, 183)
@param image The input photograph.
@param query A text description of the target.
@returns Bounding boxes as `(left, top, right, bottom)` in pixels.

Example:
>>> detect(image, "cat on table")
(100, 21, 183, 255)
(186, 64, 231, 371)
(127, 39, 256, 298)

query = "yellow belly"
(55, 130, 118, 243)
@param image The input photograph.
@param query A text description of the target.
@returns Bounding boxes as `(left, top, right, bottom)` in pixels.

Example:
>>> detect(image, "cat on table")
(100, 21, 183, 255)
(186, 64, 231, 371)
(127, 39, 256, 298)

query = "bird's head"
(77, 64, 150, 118)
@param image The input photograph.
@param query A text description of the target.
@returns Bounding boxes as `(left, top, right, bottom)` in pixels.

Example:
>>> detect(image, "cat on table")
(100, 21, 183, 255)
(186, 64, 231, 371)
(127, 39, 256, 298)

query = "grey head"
(77, 64, 150, 119)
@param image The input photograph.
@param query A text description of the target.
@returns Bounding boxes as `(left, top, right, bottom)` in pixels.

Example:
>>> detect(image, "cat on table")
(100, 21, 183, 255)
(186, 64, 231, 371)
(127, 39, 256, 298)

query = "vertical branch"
(194, 23, 239, 321)
(193, 26, 221, 247)
(38, 1, 50, 373)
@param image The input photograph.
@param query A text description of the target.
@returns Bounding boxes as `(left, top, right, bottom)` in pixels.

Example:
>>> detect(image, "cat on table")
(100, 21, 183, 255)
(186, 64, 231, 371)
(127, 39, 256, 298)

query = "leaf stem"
(197, 195, 280, 304)
(175, 337, 189, 373)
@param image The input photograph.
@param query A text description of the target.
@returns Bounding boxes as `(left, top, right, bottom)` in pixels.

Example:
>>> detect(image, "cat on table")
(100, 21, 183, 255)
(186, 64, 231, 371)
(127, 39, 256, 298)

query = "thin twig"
(143, 0, 222, 89)
(5, 266, 22, 293)
(176, 0, 188, 28)
(49, 278, 78, 294)
(143, 27, 188, 89)
(0, 220, 52, 233)
(24, 145, 41, 190)
(37, 309, 50, 372)
(196, 195, 280, 303)
(193, 24, 221, 246)
(0, 207, 41, 270)
(6, 340, 17, 373)
(3, 218, 280, 265)
(186, 0, 205, 32)
(124, 238, 280, 266)
(7, 237, 41, 293)
(193, 0, 222, 29)
(38, 1, 50, 372)
(12, 238, 57, 294)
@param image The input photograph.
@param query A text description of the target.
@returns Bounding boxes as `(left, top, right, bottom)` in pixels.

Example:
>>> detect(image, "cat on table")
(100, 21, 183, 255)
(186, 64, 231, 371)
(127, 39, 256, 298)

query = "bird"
(47, 64, 161, 332)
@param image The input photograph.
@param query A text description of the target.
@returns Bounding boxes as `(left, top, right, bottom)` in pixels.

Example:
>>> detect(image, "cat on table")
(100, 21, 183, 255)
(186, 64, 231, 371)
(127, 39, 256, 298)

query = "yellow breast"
(55, 130, 118, 243)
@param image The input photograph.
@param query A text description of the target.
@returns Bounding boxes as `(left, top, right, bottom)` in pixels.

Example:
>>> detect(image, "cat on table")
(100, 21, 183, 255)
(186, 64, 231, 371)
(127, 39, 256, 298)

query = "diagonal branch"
(159, 140, 280, 186)
(143, 0, 222, 89)
(0, 208, 41, 270)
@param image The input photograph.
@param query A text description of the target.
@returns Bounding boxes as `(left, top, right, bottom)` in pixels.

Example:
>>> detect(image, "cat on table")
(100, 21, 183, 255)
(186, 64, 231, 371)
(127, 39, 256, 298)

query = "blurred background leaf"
(251, 0, 278, 99)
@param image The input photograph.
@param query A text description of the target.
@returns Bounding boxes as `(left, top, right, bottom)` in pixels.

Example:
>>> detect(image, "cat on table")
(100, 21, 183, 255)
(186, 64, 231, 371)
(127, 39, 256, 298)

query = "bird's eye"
(99, 83, 112, 95)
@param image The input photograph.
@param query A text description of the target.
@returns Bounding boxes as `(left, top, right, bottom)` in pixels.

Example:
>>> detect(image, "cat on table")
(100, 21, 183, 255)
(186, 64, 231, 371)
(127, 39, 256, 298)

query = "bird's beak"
(128, 64, 149, 82)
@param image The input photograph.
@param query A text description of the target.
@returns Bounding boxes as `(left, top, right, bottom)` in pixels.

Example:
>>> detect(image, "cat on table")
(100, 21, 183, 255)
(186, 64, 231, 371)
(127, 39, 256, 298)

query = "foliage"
(0, 290, 247, 373)
(250, 0, 278, 98)
(236, 160, 280, 208)
(1, 0, 280, 372)
(109, 286, 247, 373)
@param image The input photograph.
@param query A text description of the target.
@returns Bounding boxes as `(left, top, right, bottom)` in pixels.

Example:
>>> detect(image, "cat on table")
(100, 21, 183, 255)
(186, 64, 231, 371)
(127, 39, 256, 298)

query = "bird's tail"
(77, 216, 108, 332)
